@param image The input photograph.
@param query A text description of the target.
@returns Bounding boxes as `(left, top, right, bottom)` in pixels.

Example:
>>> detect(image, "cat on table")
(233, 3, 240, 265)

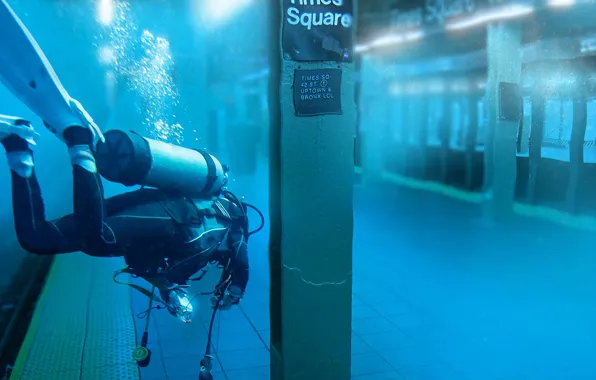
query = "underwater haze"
(1, 0, 596, 380)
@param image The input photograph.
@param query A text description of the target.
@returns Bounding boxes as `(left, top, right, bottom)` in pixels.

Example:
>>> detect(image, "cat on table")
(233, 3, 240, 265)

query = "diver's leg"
(0, 121, 80, 254)
(62, 126, 116, 254)
(63, 127, 182, 258)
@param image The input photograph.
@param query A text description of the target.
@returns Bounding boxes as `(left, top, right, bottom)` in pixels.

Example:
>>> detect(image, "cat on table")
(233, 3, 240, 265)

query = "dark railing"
(541, 139, 596, 148)
(0, 252, 53, 378)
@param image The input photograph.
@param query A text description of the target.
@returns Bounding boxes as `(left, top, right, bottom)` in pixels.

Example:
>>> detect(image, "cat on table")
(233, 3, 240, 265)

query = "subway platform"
(9, 170, 596, 380)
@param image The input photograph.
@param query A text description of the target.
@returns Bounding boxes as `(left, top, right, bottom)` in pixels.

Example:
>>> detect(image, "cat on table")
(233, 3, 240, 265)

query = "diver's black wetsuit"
(2, 128, 249, 293)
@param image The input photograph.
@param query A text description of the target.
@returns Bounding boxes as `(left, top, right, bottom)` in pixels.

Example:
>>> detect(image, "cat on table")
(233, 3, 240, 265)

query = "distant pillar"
(232, 85, 259, 175)
(566, 82, 587, 213)
(482, 21, 522, 221)
(257, 77, 270, 159)
(418, 95, 429, 179)
(439, 95, 452, 183)
(268, 1, 354, 379)
(395, 95, 407, 175)
(465, 93, 480, 190)
(360, 59, 388, 180)
(400, 98, 412, 175)
(206, 109, 220, 155)
(354, 55, 363, 168)
(527, 91, 545, 204)
(170, 0, 209, 147)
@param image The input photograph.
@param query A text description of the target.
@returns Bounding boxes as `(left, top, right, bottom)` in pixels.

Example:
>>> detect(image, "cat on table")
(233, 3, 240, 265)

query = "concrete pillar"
(206, 82, 231, 157)
(520, 98, 531, 155)
(516, 96, 525, 153)
(170, 0, 209, 148)
(385, 93, 404, 174)
(354, 55, 363, 168)
(439, 96, 452, 183)
(360, 58, 388, 180)
(232, 85, 249, 125)
(399, 98, 411, 175)
(228, 84, 259, 175)
(566, 84, 587, 213)
(258, 77, 270, 159)
(527, 92, 545, 204)
(418, 96, 429, 179)
(482, 21, 523, 221)
(268, 1, 354, 379)
(206, 109, 220, 155)
(465, 94, 480, 190)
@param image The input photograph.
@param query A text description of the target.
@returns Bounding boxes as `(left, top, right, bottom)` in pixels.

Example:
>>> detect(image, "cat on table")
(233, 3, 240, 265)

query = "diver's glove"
(0, 115, 39, 145)
(212, 285, 243, 311)
(43, 98, 105, 148)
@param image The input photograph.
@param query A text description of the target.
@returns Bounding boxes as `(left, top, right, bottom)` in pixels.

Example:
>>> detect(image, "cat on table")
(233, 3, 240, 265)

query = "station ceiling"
(356, 1, 596, 63)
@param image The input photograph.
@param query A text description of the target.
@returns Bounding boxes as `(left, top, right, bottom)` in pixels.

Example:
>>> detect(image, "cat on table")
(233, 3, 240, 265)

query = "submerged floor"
(11, 174, 596, 380)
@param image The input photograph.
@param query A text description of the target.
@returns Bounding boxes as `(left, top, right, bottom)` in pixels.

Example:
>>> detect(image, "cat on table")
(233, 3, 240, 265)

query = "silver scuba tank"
(95, 129, 228, 197)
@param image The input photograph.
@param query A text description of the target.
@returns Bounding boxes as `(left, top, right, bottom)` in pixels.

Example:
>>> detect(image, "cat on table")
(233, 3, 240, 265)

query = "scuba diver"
(0, 3, 264, 377)
(0, 117, 259, 320)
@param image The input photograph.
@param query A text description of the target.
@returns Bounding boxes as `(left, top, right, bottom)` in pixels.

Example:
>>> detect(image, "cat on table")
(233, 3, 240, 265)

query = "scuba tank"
(95, 129, 228, 197)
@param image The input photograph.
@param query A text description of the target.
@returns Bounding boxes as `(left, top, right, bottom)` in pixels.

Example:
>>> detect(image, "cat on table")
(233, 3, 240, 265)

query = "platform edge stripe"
(380, 171, 483, 203)
(380, 170, 596, 231)
(9, 257, 59, 380)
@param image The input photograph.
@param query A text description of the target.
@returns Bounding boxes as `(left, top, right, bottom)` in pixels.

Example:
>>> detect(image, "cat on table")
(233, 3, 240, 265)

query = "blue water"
(1, 1, 595, 380)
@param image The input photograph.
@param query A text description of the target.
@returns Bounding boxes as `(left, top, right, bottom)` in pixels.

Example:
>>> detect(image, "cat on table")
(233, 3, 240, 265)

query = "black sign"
(293, 68, 342, 116)
(498, 82, 522, 122)
(282, 0, 354, 62)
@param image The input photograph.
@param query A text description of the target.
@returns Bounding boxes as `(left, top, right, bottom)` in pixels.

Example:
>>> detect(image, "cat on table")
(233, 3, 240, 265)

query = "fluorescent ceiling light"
(97, 0, 115, 26)
(201, 0, 253, 29)
(446, 4, 535, 31)
(357, 3, 535, 54)
(354, 44, 368, 53)
(547, 0, 575, 7)
(356, 30, 424, 53)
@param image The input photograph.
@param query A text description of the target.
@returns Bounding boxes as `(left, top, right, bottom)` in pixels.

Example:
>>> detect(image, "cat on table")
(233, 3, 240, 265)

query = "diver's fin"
(0, 114, 40, 145)
(0, 0, 104, 144)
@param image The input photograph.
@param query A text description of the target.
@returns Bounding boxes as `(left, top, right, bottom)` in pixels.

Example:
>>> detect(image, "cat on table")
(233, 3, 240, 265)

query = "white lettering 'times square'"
(286, 8, 353, 30)
(289, 0, 344, 6)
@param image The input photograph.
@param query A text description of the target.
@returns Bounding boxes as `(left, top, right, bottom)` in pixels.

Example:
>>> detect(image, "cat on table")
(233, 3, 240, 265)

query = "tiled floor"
(131, 171, 596, 380)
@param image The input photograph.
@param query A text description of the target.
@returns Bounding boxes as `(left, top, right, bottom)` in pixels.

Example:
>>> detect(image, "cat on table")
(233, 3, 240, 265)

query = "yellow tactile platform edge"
(10, 254, 140, 380)
(380, 170, 596, 231)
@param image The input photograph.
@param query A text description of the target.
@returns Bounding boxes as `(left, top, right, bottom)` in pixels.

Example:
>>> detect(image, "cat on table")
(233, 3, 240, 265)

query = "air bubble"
(95, 1, 183, 144)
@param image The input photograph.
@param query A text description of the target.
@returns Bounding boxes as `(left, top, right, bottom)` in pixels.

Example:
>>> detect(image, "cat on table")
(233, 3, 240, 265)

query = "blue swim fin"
(0, 0, 104, 144)
(0, 114, 40, 145)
